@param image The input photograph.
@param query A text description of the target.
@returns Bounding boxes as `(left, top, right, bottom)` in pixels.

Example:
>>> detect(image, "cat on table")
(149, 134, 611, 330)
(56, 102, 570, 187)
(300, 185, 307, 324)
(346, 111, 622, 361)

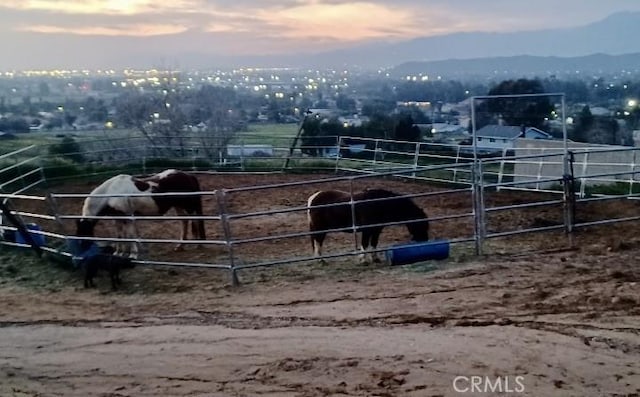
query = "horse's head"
(75, 219, 97, 252)
(76, 218, 96, 237)
(406, 209, 430, 242)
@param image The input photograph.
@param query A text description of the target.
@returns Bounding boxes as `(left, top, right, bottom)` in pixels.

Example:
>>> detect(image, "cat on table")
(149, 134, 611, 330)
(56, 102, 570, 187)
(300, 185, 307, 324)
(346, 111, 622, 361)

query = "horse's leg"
(370, 228, 383, 263)
(310, 232, 327, 264)
(174, 208, 188, 251)
(188, 206, 205, 248)
(114, 220, 124, 256)
(126, 220, 139, 259)
(360, 230, 371, 263)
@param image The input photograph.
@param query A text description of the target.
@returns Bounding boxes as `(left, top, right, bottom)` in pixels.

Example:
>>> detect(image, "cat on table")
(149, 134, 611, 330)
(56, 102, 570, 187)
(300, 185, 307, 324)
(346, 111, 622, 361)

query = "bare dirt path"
(1, 242, 639, 396)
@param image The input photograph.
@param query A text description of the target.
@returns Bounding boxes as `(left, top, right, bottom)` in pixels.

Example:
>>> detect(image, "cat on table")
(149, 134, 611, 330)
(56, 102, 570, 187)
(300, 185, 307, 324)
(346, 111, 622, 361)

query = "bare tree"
(115, 73, 244, 164)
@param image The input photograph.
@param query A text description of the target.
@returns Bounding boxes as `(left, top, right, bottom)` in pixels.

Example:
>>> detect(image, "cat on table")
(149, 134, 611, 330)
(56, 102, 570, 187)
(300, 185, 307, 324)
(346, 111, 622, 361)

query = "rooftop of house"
(476, 125, 523, 139)
(476, 125, 552, 140)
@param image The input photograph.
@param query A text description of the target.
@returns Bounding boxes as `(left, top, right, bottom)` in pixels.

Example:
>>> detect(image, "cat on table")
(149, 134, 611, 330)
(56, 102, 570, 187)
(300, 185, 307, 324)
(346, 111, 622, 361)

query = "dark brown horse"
(76, 169, 206, 258)
(307, 188, 429, 263)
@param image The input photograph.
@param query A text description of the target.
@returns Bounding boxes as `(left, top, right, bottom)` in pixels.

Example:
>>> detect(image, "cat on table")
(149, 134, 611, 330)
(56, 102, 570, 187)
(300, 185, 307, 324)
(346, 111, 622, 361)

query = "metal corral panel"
(513, 139, 640, 189)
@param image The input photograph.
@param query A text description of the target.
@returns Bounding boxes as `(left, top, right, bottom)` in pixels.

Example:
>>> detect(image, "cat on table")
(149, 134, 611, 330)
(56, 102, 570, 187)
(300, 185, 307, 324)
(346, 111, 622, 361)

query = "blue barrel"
(386, 239, 450, 266)
(16, 223, 46, 247)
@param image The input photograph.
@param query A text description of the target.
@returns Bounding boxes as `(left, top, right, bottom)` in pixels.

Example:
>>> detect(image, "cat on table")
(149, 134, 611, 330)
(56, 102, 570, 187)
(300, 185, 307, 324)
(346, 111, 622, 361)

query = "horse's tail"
(194, 199, 206, 240)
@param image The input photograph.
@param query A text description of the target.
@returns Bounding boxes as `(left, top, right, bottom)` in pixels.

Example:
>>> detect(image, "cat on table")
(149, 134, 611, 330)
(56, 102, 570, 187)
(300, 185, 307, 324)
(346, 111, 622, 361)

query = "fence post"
(36, 150, 47, 188)
(216, 189, 239, 287)
(412, 142, 420, 177)
(497, 146, 509, 192)
(630, 149, 637, 195)
(46, 193, 67, 255)
(236, 137, 243, 171)
(472, 160, 485, 256)
(373, 139, 379, 166)
(562, 152, 576, 248)
(334, 136, 343, 173)
(348, 178, 359, 254)
(142, 145, 147, 175)
(579, 151, 589, 198)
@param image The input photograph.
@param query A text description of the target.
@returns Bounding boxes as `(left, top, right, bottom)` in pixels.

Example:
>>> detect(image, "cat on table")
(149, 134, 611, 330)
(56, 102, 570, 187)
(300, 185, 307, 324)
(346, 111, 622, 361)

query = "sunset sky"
(1, 0, 639, 70)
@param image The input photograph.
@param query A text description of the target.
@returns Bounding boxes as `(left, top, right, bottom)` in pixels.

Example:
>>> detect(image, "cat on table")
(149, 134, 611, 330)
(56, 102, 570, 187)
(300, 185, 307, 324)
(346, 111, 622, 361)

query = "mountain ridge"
(389, 52, 640, 79)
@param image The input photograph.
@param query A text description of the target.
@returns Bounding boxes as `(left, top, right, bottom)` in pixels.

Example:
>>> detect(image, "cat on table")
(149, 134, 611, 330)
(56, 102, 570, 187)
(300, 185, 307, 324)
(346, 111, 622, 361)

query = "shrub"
(48, 136, 84, 163)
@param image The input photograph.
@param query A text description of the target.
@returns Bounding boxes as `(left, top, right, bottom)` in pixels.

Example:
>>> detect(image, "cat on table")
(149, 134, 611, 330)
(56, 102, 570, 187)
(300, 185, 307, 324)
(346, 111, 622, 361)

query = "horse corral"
(7, 167, 640, 279)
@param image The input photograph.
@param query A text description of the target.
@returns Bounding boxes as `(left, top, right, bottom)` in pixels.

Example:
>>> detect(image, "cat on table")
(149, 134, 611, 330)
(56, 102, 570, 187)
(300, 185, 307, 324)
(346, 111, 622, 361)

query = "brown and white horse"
(76, 169, 206, 258)
(307, 188, 429, 263)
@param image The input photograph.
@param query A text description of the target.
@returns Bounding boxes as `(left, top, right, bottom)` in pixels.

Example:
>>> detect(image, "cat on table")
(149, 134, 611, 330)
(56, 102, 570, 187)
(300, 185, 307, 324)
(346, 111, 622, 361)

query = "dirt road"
(1, 241, 639, 396)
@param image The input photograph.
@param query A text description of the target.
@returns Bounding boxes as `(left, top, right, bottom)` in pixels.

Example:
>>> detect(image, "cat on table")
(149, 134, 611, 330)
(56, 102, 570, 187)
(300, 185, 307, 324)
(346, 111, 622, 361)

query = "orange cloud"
(261, 2, 423, 41)
(3, 0, 197, 15)
(20, 23, 187, 36)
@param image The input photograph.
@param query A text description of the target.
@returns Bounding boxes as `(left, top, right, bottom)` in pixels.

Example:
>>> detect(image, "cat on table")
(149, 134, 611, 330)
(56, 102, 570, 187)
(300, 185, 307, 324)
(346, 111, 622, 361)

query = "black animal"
(83, 246, 134, 290)
(73, 223, 134, 290)
(307, 188, 430, 263)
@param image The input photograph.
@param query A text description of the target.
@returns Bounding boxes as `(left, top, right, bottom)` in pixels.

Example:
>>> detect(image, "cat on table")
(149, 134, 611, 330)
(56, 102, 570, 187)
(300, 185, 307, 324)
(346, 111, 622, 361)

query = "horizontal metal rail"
(0, 193, 47, 201)
(574, 214, 640, 229)
(128, 259, 231, 269)
(51, 190, 218, 199)
(12, 178, 46, 195)
(485, 223, 566, 239)
(0, 167, 42, 188)
(58, 214, 222, 221)
(224, 163, 473, 194)
(576, 192, 640, 203)
(0, 158, 41, 180)
(0, 145, 38, 160)
(65, 235, 228, 245)
(10, 211, 57, 221)
(485, 198, 564, 213)
(484, 175, 564, 190)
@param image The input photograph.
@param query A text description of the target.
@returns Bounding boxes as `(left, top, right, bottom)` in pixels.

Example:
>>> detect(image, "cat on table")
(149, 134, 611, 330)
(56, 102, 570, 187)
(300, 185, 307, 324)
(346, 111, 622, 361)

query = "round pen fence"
(2, 128, 640, 284)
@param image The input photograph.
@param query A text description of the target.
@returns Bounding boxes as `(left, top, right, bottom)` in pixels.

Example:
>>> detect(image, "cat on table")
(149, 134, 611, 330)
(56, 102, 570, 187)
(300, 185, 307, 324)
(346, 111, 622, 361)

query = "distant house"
(185, 122, 207, 132)
(307, 108, 336, 119)
(338, 115, 369, 127)
(589, 107, 612, 117)
(420, 123, 466, 136)
(473, 125, 552, 152)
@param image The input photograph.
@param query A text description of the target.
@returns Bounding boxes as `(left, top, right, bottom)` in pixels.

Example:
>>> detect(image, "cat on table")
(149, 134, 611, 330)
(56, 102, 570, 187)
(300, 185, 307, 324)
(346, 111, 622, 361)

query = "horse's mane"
(359, 188, 426, 218)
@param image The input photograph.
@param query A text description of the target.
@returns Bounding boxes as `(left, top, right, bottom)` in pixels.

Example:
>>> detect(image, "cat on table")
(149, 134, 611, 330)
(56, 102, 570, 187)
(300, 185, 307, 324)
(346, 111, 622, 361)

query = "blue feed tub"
(386, 239, 450, 266)
(16, 223, 46, 247)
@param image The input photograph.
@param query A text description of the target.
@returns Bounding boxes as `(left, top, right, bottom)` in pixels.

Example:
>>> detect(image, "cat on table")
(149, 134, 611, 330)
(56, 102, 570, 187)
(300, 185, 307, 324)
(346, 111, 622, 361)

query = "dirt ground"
(0, 172, 639, 396)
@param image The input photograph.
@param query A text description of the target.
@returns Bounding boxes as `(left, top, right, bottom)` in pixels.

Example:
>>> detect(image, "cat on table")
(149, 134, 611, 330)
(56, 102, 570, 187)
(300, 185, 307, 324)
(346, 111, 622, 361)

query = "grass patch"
(0, 246, 77, 291)
(583, 182, 640, 196)
(246, 123, 299, 136)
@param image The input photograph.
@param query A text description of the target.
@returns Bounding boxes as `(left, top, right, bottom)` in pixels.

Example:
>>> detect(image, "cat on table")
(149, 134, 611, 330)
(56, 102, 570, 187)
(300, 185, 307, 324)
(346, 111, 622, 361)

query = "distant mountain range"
(389, 52, 640, 80)
(204, 11, 640, 71)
